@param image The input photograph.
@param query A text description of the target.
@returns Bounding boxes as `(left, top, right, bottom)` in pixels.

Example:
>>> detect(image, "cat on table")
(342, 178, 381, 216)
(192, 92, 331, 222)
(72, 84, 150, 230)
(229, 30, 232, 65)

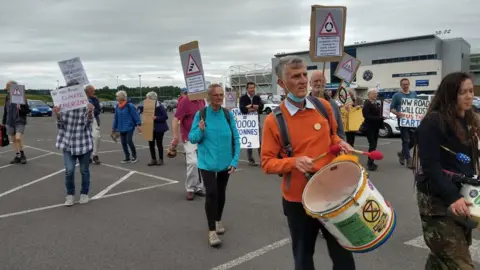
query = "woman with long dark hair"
(416, 72, 478, 269)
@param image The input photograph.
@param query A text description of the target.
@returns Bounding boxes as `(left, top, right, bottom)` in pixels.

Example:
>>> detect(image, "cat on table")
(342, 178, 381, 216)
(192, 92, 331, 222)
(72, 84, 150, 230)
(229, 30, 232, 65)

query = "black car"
(101, 101, 117, 113)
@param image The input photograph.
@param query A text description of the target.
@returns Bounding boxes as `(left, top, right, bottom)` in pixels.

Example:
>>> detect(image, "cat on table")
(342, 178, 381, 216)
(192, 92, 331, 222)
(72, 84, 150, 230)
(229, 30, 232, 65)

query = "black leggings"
(148, 132, 165, 160)
(346, 132, 356, 147)
(201, 169, 230, 231)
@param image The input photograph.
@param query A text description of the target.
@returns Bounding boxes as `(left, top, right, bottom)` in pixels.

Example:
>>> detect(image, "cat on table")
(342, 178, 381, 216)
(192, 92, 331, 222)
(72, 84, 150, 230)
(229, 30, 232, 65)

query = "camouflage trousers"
(417, 190, 475, 269)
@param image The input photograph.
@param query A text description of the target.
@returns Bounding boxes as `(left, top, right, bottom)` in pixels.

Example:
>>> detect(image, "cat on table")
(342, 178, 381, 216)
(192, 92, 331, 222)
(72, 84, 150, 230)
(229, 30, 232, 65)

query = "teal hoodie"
(188, 106, 241, 172)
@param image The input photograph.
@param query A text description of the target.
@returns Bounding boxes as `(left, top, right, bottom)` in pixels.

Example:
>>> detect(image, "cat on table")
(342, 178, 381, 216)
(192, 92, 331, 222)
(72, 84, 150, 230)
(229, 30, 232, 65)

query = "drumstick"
(441, 145, 471, 164)
(352, 149, 384, 160)
(304, 145, 343, 179)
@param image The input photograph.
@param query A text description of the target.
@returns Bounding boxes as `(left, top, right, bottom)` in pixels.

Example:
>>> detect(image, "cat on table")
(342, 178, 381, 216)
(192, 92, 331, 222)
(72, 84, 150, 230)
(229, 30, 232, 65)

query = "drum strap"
(273, 96, 332, 189)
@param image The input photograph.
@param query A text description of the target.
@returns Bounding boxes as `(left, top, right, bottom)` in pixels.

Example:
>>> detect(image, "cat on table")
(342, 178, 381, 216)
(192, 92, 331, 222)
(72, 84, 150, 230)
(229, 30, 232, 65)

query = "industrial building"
(272, 34, 472, 98)
(471, 53, 480, 94)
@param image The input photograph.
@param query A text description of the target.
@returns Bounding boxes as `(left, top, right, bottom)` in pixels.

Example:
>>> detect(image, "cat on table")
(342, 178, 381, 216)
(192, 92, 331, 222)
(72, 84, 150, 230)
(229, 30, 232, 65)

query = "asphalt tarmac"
(0, 111, 479, 270)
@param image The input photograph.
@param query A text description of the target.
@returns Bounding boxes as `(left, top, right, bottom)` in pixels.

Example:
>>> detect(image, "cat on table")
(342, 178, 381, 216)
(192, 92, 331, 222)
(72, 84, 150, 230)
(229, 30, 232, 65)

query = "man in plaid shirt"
(53, 85, 95, 206)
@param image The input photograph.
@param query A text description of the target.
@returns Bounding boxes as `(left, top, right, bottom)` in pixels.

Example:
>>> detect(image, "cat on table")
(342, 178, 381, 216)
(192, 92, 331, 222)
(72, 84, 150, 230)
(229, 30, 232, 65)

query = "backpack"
(199, 107, 235, 157)
(0, 125, 9, 147)
(273, 95, 334, 188)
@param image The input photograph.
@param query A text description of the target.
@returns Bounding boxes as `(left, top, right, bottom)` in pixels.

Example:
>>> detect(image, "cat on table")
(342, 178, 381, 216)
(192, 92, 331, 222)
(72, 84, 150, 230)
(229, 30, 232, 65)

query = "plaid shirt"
(55, 107, 93, 156)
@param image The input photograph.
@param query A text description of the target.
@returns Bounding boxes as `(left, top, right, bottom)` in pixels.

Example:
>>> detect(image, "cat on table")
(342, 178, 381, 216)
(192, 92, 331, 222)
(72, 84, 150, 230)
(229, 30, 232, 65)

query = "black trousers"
(148, 131, 165, 160)
(201, 169, 230, 231)
(365, 127, 379, 165)
(345, 132, 356, 147)
(283, 199, 355, 270)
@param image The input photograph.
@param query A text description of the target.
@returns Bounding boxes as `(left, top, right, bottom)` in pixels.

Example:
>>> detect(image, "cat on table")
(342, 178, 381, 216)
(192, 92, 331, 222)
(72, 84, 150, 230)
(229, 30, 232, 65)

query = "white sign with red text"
(50, 85, 89, 112)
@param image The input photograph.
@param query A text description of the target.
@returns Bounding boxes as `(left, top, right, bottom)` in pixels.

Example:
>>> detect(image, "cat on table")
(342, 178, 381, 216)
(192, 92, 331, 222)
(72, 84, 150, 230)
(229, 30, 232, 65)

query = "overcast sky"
(1, 0, 478, 89)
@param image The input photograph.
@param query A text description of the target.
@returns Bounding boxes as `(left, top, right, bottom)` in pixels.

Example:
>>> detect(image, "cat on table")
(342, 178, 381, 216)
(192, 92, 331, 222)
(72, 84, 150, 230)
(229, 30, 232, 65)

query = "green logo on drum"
(474, 194, 480, 206)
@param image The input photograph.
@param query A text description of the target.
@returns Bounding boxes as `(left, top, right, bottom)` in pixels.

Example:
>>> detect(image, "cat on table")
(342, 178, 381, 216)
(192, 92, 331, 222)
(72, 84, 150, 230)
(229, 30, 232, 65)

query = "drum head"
(303, 161, 362, 213)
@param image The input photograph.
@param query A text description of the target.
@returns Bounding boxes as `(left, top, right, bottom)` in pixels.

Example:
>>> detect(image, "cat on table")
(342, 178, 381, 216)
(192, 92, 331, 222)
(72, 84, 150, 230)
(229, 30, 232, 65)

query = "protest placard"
(231, 108, 260, 149)
(179, 41, 207, 100)
(141, 99, 156, 141)
(224, 92, 237, 109)
(399, 98, 429, 128)
(58, 57, 89, 86)
(50, 85, 89, 112)
(10, 84, 25, 105)
(382, 100, 391, 118)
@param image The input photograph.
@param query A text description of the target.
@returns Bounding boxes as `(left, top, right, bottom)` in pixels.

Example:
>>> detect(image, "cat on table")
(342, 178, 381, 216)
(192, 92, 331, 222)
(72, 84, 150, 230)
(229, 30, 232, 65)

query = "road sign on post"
(334, 53, 361, 83)
(179, 41, 207, 100)
(310, 5, 347, 62)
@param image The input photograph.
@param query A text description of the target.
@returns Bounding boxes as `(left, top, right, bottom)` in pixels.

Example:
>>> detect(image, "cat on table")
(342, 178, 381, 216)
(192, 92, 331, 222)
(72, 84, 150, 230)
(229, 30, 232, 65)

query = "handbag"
(0, 125, 10, 147)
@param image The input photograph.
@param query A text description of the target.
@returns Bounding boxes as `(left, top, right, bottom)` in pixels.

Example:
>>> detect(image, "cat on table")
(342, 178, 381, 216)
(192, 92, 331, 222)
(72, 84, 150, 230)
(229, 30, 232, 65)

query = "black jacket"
(362, 99, 383, 130)
(239, 94, 264, 115)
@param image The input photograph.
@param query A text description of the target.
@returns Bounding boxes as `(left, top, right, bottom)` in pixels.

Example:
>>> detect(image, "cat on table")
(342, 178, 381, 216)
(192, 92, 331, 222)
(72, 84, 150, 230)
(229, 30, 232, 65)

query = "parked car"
(164, 100, 177, 112)
(101, 101, 117, 113)
(27, 99, 52, 117)
(46, 102, 54, 108)
(262, 101, 280, 114)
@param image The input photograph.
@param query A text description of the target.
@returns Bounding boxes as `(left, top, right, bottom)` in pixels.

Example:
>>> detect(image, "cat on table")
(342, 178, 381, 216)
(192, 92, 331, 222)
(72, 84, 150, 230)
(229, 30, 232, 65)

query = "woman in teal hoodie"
(189, 84, 240, 247)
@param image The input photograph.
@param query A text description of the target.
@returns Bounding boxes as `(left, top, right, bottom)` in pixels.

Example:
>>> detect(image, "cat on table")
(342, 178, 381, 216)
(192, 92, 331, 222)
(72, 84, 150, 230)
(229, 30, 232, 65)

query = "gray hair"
(146, 91, 157, 100)
(206, 83, 223, 103)
(116, 90, 127, 100)
(275, 56, 307, 80)
(367, 88, 378, 96)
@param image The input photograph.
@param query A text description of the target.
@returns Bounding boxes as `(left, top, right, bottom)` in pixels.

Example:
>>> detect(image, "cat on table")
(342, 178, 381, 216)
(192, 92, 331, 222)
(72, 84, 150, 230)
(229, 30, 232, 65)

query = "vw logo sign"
(363, 70, 373, 81)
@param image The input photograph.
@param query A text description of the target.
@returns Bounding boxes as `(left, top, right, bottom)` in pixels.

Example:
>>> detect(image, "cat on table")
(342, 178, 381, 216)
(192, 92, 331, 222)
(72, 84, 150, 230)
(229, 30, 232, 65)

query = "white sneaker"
(209, 231, 221, 247)
(216, 221, 226, 235)
(79, 194, 89, 204)
(64, 195, 74, 206)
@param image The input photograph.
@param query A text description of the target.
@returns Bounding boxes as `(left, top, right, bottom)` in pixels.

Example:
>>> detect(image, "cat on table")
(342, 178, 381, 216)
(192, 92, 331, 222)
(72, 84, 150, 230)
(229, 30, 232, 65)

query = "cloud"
(0, 0, 478, 89)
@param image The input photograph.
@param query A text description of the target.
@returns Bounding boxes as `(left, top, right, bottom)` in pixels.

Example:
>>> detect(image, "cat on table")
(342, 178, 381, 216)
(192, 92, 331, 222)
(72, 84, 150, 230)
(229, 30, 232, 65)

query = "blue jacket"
(189, 106, 240, 172)
(113, 103, 142, 132)
(153, 101, 169, 133)
(88, 96, 101, 126)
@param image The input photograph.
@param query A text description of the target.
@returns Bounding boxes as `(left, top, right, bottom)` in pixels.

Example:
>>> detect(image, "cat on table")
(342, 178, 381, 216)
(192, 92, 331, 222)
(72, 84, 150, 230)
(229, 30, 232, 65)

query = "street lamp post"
(116, 76, 119, 89)
(56, 80, 59, 89)
(139, 75, 142, 99)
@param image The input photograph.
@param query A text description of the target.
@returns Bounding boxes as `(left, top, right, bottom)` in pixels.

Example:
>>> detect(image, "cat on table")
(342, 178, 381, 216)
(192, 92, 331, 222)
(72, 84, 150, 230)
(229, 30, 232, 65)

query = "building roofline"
(274, 34, 439, 57)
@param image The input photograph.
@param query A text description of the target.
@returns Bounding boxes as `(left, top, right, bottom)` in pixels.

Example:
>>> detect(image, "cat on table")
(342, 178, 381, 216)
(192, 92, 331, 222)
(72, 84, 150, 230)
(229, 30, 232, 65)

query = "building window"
(372, 54, 438, 65)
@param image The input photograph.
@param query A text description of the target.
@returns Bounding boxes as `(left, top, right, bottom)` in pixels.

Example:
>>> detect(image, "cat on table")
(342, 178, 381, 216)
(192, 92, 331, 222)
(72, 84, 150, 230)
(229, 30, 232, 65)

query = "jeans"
(201, 169, 230, 231)
(366, 127, 380, 165)
(149, 131, 165, 160)
(283, 199, 355, 270)
(120, 130, 137, 160)
(63, 150, 92, 195)
(399, 126, 415, 160)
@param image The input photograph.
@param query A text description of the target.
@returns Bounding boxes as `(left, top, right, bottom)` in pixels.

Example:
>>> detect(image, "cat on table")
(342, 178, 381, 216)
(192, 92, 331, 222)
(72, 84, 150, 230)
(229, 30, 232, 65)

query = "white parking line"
(100, 162, 179, 184)
(0, 149, 13, 154)
(211, 238, 291, 270)
(0, 181, 177, 220)
(0, 167, 70, 199)
(0, 152, 55, 170)
(404, 235, 480, 262)
(92, 171, 136, 199)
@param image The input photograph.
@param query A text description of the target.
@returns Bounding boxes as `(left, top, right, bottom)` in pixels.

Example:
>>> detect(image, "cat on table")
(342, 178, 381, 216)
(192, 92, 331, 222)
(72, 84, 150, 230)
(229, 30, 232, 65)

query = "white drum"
(460, 184, 480, 228)
(302, 160, 396, 253)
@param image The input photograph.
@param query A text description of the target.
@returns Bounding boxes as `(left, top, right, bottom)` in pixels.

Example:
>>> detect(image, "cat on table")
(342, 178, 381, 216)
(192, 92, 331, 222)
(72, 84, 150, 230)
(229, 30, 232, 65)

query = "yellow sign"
(340, 106, 363, 132)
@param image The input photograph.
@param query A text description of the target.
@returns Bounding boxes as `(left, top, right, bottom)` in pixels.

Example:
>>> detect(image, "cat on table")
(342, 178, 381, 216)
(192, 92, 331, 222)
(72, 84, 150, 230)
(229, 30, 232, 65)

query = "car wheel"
(378, 124, 393, 138)
(264, 107, 272, 114)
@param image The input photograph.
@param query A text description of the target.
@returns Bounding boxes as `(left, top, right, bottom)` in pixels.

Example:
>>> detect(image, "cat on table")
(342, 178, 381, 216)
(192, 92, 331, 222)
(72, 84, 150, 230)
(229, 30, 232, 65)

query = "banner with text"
(231, 108, 260, 149)
(399, 98, 429, 128)
(50, 85, 89, 112)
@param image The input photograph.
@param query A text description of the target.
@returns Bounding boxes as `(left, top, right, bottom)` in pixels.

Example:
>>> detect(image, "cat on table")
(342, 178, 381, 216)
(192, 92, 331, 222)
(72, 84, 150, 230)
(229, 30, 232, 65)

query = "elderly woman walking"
(189, 83, 240, 247)
(113, 91, 142, 163)
(362, 88, 384, 171)
(145, 92, 169, 166)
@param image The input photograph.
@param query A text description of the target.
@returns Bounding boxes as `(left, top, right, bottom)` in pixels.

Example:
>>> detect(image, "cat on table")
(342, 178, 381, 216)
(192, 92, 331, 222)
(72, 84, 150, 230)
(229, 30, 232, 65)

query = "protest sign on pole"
(224, 92, 237, 109)
(58, 57, 89, 86)
(179, 41, 207, 100)
(382, 100, 391, 118)
(399, 98, 429, 128)
(141, 99, 156, 141)
(310, 5, 347, 63)
(50, 85, 89, 112)
(231, 108, 260, 149)
(334, 53, 361, 83)
(10, 84, 25, 105)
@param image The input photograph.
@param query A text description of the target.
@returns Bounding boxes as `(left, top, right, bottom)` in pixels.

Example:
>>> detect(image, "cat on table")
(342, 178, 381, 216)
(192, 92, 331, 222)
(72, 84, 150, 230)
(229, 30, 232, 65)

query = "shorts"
(6, 125, 25, 136)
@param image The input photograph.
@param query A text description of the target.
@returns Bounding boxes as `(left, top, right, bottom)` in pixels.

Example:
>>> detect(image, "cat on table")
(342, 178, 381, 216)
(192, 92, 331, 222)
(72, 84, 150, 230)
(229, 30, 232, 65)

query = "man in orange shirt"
(262, 56, 355, 270)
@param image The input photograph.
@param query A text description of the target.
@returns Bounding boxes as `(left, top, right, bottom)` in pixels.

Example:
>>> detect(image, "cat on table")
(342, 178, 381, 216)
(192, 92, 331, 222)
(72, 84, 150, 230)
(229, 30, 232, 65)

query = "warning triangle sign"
(226, 93, 235, 101)
(319, 13, 339, 36)
(342, 59, 353, 72)
(13, 88, 21, 95)
(186, 54, 201, 76)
